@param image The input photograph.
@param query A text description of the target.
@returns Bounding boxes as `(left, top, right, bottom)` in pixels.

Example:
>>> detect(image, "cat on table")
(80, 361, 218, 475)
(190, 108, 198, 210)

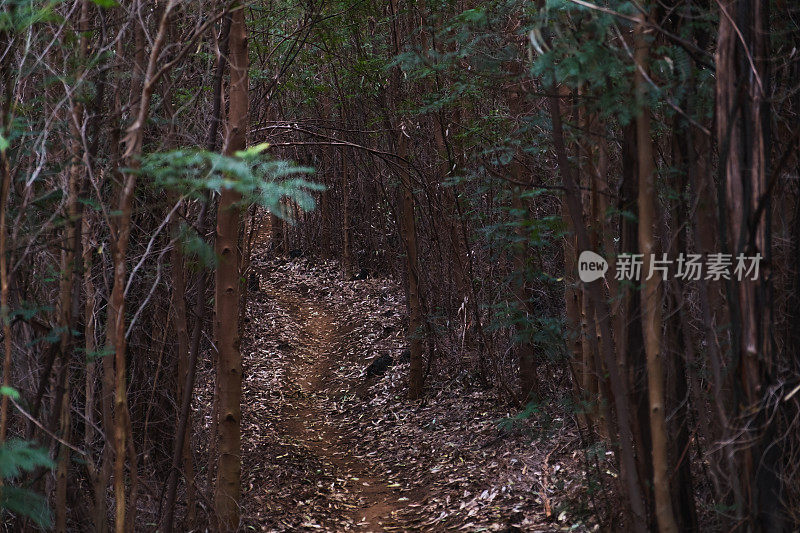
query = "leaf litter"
(193, 243, 602, 532)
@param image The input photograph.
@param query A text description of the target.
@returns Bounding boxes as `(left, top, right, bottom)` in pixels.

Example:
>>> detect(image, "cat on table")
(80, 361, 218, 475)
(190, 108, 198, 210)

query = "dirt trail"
(239, 256, 566, 532)
(268, 288, 407, 532)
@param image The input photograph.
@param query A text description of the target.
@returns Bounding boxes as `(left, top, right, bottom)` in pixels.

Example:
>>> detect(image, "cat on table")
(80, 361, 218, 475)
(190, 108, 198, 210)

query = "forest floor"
(203, 247, 603, 532)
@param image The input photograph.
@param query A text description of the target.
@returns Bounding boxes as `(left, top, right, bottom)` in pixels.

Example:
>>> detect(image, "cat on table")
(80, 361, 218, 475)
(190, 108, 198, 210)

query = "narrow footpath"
(270, 288, 409, 531)
(233, 253, 586, 532)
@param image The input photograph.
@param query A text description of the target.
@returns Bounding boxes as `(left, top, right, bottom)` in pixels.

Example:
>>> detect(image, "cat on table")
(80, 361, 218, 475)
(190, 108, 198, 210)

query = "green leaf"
(0, 134, 8, 152)
(0, 486, 53, 528)
(139, 147, 321, 216)
(179, 225, 217, 269)
(85, 346, 115, 362)
(11, 301, 54, 322)
(0, 386, 19, 400)
(234, 142, 270, 159)
(0, 440, 55, 479)
(90, 0, 119, 8)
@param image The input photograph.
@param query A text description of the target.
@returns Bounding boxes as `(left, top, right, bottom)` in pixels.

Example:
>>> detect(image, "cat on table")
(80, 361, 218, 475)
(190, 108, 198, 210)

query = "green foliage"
(1, 487, 52, 529)
(0, 388, 55, 527)
(83, 345, 115, 362)
(139, 145, 322, 272)
(138, 145, 322, 217)
(498, 400, 543, 433)
(176, 222, 218, 269)
(477, 182, 565, 363)
(0, 439, 55, 528)
(0, 0, 61, 33)
(0, 440, 54, 479)
(25, 325, 65, 346)
(488, 299, 564, 358)
(528, 0, 715, 128)
(529, 0, 639, 123)
(0, 386, 19, 401)
(89, 0, 118, 8)
(11, 301, 54, 322)
(497, 399, 561, 441)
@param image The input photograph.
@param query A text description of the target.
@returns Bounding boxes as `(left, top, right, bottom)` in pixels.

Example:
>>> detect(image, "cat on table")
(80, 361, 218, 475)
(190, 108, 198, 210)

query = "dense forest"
(0, 0, 799, 531)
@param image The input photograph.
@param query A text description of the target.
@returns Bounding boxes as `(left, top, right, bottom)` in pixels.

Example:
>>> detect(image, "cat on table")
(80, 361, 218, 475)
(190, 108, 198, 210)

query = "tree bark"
(634, 10, 679, 533)
(716, 0, 779, 527)
(105, 3, 176, 530)
(341, 147, 352, 279)
(55, 3, 90, 528)
(213, 3, 247, 530)
(0, 34, 13, 445)
(388, 0, 424, 399)
(547, 87, 648, 533)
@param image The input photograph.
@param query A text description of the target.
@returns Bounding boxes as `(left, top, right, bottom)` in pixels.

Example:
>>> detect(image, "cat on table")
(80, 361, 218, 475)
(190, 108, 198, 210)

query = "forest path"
(238, 257, 568, 532)
(239, 267, 420, 532)
(272, 288, 408, 531)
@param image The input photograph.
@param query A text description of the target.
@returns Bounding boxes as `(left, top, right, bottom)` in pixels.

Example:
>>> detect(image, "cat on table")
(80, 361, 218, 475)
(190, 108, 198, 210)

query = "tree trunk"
(106, 4, 175, 530)
(56, 3, 90, 528)
(388, 0, 424, 399)
(81, 213, 104, 530)
(399, 134, 424, 400)
(716, 0, 779, 527)
(547, 87, 648, 533)
(341, 147, 352, 279)
(213, 3, 247, 530)
(634, 9, 679, 533)
(165, 230, 196, 530)
(0, 63, 13, 446)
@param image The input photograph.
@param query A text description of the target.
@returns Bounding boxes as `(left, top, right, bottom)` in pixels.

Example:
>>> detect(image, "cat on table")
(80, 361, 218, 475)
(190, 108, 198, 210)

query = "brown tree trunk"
(547, 87, 648, 533)
(634, 10, 679, 533)
(399, 135, 424, 400)
(716, 0, 779, 526)
(503, 64, 538, 401)
(56, 3, 89, 528)
(341, 147, 352, 279)
(167, 229, 196, 529)
(615, 122, 655, 526)
(511, 176, 537, 402)
(0, 72, 13, 446)
(660, 135, 699, 530)
(106, 4, 175, 530)
(213, 3, 247, 530)
(81, 213, 103, 530)
(388, 0, 424, 399)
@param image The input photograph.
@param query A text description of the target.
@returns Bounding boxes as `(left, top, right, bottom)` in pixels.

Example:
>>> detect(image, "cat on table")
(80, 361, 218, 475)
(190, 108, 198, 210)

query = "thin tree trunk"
(164, 225, 196, 530)
(547, 86, 648, 533)
(82, 214, 102, 529)
(503, 66, 538, 401)
(616, 122, 655, 526)
(634, 9, 679, 533)
(511, 176, 537, 401)
(200, 11, 232, 501)
(341, 147, 352, 279)
(0, 0, 15, 448)
(98, 50, 123, 526)
(388, 0, 424, 399)
(0, 91, 12, 447)
(398, 135, 424, 400)
(55, 3, 90, 528)
(106, 4, 175, 530)
(716, 0, 779, 526)
(214, 3, 247, 530)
